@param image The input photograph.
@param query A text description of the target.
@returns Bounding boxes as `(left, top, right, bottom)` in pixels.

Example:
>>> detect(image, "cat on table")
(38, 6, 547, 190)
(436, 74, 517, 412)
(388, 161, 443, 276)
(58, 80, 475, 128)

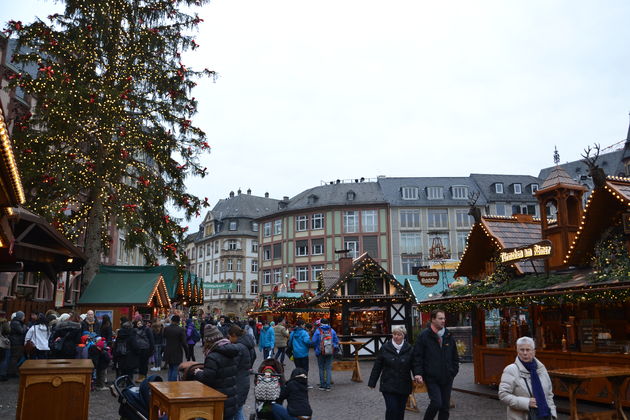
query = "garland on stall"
(358, 267, 377, 294)
(591, 227, 630, 282)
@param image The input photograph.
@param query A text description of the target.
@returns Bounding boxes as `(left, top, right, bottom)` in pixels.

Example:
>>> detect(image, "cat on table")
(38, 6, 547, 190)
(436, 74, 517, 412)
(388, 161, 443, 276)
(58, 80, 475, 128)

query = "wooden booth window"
(348, 308, 388, 336)
(483, 307, 531, 348)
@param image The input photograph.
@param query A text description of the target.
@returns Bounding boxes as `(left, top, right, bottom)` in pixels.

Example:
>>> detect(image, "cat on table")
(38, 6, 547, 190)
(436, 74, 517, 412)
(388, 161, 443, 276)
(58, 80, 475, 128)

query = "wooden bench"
(149, 381, 227, 420)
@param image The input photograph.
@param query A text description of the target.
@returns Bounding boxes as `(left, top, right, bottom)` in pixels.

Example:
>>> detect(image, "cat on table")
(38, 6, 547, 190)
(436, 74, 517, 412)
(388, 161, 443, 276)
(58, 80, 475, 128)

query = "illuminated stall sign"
(417, 269, 440, 287)
(499, 240, 552, 263)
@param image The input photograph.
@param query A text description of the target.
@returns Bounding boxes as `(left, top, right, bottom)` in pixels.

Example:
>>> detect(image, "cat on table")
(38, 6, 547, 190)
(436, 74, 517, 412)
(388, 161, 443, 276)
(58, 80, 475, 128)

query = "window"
(227, 239, 238, 250)
(274, 220, 282, 235)
(455, 209, 473, 228)
(400, 210, 420, 228)
(214, 242, 219, 253)
(312, 265, 324, 282)
(401, 186, 419, 200)
(451, 186, 468, 200)
(214, 260, 218, 274)
(531, 184, 539, 194)
(236, 280, 242, 293)
(252, 222, 259, 232)
(251, 240, 258, 253)
(236, 259, 242, 271)
(512, 204, 537, 216)
(428, 209, 448, 228)
(312, 213, 324, 230)
(274, 269, 282, 284)
(205, 262, 211, 276)
(427, 186, 444, 200)
(457, 231, 469, 258)
(296, 215, 308, 231)
(263, 270, 271, 285)
(402, 257, 422, 275)
(344, 238, 359, 259)
(344, 211, 358, 233)
(229, 221, 237, 230)
(296, 266, 308, 282)
(198, 247, 203, 258)
(263, 246, 271, 261)
(495, 183, 504, 194)
(251, 259, 258, 273)
(206, 243, 211, 255)
(346, 191, 356, 201)
(400, 233, 421, 254)
(513, 183, 522, 194)
(362, 235, 378, 257)
(227, 259, 233, 271)
(250, 281, 258, 294)
(296, 240, 308, 256)
(263, 222, 272, 237)
(495, 203, 506, 216)
(361, 210, 377, 232)
(311, 238, 324, 255)
(273, 243, 282, 260)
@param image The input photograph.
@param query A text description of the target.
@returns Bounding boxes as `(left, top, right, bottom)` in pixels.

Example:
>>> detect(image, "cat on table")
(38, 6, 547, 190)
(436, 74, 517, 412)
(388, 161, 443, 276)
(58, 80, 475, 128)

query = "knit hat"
(203, 325, 224, 347)
(96, 339, 106, 350)
(15, 311, 24, 320)
(80, 313, 87, 321)
(58, 313, 70, 322)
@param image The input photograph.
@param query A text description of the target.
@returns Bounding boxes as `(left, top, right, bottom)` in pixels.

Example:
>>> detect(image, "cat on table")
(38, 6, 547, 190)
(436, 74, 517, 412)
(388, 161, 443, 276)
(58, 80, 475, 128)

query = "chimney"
(336, 249, 353, 276)
(265, 192, 269, 198)
(229, 191, 234, 198)
(247, 188, 251, 195)
(283, 196, 289, 201)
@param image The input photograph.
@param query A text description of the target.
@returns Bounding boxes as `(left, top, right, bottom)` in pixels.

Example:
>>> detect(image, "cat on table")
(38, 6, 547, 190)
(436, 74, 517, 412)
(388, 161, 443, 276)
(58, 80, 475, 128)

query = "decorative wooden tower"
(535, 149, 587, 269)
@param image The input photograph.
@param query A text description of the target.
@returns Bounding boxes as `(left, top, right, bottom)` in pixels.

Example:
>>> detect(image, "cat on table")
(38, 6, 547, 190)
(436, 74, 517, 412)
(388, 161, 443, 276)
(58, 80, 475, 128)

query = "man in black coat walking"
(163, 315, 189, 381)
(412, 309, 459, 420)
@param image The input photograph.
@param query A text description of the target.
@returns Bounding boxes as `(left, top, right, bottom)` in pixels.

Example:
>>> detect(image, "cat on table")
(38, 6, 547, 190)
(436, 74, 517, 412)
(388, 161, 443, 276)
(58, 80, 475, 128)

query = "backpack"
(115, 339, 128, 356)
(190, 326, 201, 343)
(286, 333, 294, 359)
(135, 328, 150, 351)
(319, 327, 334, 355)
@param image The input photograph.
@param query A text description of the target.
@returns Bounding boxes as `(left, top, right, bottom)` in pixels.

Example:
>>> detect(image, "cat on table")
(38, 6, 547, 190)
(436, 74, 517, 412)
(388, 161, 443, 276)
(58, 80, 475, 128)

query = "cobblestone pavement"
(0, 345, 570, 419)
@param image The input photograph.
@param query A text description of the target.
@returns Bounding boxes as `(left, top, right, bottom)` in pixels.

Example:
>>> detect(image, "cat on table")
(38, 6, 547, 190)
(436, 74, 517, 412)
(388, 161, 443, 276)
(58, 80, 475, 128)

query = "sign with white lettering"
(417, 269, 440, 287)
(499, 240, 552, 264)
(203, 282, 235, 290)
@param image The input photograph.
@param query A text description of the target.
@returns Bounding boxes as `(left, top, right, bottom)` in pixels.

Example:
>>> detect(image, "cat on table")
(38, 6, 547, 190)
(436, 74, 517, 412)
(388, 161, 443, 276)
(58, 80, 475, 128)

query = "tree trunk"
(82, 189, 104, 288)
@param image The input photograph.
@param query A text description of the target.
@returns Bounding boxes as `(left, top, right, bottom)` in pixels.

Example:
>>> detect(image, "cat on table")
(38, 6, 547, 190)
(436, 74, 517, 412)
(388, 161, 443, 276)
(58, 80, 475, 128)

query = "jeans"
(234, 405, 244, 420)
(168, 363, 179, 381)
(187, 344, 196, 361)
(317, 354, 333, 388)
(0, 347, 10, 377)
(262, 347, 273, 359)
(293, 356, 309, 373)
(271, 403, 299, 420)
(153, 344, 162, 368)
(383, 392, 407, 420)
(274, 346, 286, 364)
(424, 379, 453, 420)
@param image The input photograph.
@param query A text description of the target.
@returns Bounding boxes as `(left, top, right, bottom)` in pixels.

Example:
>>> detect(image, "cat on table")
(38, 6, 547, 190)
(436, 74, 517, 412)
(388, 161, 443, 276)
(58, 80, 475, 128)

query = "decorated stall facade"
(422, 166, 630, 406)
(310, 252, 415, 357)
(248, 290, 328, 324)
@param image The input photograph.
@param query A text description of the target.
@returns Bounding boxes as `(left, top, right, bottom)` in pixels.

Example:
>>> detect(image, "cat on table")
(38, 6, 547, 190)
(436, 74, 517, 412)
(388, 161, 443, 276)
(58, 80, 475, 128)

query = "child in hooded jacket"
(271, 367, 312, 420)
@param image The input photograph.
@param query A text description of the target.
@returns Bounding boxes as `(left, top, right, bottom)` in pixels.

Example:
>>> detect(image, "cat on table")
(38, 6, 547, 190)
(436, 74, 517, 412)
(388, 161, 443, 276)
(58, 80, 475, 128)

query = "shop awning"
(78, 267, 171, 308)
(0, 206, 86, 278)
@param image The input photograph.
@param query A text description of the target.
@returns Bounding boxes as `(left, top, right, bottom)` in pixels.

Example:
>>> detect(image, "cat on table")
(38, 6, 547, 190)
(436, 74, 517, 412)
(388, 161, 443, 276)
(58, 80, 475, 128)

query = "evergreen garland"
(359, 267, 377, 294)
(591, 227, 630, 282)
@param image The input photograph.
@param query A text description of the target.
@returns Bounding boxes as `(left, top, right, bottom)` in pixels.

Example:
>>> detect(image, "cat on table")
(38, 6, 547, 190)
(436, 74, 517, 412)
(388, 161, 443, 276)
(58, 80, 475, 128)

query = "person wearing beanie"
(163, 314, 188, 381)
(228, 324, 256, 420)
(49, 313, 82, 359)
(272, 367, 313, 420)
(258, 321, 275, 359)
(0, 310, 10, 381)
(24, 313, 51, 359)
(89, 338, 111, 391)
(113, 322, 139, 380)
(8, 311, 26, 377)
(194, 325, 240, 420)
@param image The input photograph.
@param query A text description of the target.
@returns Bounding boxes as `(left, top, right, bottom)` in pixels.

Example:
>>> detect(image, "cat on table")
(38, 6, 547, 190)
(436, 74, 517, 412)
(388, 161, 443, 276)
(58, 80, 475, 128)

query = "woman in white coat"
(498, 336, 557, 420)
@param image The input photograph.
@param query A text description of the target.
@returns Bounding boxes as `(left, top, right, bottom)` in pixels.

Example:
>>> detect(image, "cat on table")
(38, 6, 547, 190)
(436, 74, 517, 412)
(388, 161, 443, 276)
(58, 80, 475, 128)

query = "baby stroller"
(250, 359, 285, 420)
(111, 374, 163, 420)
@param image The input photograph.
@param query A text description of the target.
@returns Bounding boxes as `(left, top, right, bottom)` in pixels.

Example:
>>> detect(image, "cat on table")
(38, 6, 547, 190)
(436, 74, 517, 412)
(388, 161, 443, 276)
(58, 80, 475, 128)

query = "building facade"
(185, 189, 279, 316)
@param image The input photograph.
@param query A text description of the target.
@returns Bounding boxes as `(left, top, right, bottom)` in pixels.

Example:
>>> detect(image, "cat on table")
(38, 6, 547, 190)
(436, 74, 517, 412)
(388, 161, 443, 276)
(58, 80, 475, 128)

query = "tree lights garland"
(5, 0, 214, 283)
(591, 227, 630, 282)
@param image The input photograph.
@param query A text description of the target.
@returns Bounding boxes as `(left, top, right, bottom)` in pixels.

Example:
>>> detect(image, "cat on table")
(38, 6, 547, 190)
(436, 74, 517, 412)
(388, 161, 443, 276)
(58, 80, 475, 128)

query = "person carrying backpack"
(114, 322, 140, 380)
(133, 318, 154, 383)
(185, 318, 199, 361)
(311, 318, 339, 391)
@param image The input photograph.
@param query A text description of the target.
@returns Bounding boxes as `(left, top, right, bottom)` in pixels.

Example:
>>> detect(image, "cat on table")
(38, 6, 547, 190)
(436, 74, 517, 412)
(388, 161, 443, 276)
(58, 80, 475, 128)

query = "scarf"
(519, 358, 551, 419)
(391, 339, 404, 353)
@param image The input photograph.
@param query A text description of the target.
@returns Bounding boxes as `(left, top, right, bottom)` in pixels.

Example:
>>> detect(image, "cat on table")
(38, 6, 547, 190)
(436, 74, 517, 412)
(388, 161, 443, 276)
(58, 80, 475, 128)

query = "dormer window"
(531, 184, 539, 194)
(495, 183, 504, 194)
(347, 191, 356, 201)
(427, 186, 444, 200)
(513, 183, 522, 194)
(307, 194, 319, 205)
(451, 186, 468, 200)
(401, 187, 418, 200)
(228, 221, 237, 231)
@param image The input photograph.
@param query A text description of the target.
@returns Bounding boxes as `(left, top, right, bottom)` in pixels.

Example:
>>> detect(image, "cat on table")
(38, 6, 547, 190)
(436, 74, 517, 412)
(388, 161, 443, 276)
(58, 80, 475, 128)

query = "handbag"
(286, 333, 294, 358)
(524, 376, 552, 420)
(254, 374, 281, 401)
(24, 327, 37, 356)
(0, 334, 9, 349)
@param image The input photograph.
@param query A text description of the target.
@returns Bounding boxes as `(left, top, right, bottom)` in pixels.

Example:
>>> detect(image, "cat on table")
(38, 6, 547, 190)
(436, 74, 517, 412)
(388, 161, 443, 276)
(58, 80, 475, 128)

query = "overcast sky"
(5, 0, 630, 226)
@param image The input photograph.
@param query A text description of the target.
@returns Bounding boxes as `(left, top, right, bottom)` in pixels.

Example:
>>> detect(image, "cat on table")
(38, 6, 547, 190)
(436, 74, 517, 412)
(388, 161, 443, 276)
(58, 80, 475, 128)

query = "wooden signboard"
(417, 269, 439, 287)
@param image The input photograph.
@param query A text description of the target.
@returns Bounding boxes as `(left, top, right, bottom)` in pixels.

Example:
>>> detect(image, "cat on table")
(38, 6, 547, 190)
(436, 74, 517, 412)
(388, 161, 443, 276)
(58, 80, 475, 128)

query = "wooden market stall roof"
(0, 106, 25, 208)
(310, 252, 415, 305)
(455, 214, 544, 280)
(78, 266, 171, 308)
(565, 176, 630, 267)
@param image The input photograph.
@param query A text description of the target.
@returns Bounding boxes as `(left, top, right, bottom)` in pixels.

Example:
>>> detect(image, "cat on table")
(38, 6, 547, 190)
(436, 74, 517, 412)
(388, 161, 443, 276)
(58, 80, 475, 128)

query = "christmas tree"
(5, 0, 213, 285)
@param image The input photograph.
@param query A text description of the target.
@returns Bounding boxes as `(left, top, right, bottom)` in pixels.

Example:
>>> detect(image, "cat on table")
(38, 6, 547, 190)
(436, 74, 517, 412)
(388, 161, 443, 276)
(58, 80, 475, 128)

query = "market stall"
(421, 167, 630, 406)
(248, 291, 329, 324)
(310, 253, 415, 357)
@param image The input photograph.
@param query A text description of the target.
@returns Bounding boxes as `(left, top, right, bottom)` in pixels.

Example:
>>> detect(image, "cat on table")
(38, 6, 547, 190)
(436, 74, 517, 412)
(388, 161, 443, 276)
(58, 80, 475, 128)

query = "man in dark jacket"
(133, 319, 154, 383)
(194, 325, 240, 420)
(49, 316, 82, 359)
(8, 311, 26, 377)
(413, 309, 459, 420)
(228, 325, 256, 420)
(271, 367, 313, 420)
(163, 315, 188, 381)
